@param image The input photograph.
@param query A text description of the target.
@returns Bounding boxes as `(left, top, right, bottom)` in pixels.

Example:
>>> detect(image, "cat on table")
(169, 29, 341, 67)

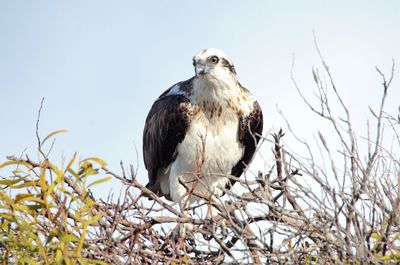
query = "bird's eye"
(209, 56, 219, 64)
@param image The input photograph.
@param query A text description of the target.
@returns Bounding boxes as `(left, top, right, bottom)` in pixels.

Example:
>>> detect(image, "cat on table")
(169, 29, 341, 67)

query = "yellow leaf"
(64, 152, 77, 174)
(87, 176, 112, 188)
(0, 192, 12, 204)
(0, 179, 23, 186)
(20, 257, 40, 265)
(47, 161, 62, 178)
(39, 167, 47, 191)
(0, 160, 32, 169)
(84, 214, 101, 226)
(42, 129, 68, 145)
(46, 229, 59, 243)
(62, 234, 79, 243)
(76, 225, 87, 256)
(67, 168, 79, 178)
(91, 260, 111, 265)
(13, 204, 29, 212)
(55, 248, 63, 264)
(15, 194, 46, 205)
(83, 157, 108, 167)
(48, 166, 64, 194)
(11, 181, 38, 189)
(14, 193, 33, 203)
(0, 213, 14, 221)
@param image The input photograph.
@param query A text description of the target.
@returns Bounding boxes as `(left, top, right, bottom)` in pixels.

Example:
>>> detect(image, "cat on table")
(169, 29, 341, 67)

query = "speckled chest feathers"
(163, 76, 256, 200)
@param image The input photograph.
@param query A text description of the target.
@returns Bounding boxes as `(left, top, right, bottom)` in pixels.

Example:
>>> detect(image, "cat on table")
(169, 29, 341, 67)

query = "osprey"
(143, 48, 263, 207)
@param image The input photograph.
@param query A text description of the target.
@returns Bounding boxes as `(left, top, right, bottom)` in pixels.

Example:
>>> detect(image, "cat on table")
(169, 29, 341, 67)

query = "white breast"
(167, 112, 243, 201)
(159, 72, 255, 201)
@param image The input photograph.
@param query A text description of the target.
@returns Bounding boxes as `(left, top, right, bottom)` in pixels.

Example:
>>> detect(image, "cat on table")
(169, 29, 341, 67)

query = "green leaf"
(381, 255, 393, 262)
(87, 176, 112, 188)
(371, 232, 383, 241)
(27, 204, 44, 211)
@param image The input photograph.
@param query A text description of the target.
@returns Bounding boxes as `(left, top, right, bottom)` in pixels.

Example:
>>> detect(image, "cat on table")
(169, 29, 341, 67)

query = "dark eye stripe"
(221, 58, 236, 75)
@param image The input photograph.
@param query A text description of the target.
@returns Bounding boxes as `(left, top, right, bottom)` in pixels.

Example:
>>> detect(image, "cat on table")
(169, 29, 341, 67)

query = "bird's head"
(192, 48, 237, 80)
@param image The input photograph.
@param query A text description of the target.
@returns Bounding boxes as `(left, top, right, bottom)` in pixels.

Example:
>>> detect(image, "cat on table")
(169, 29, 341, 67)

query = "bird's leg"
(170, 192, 195, 246)
(177, 174, 198, 236)
(199, 195, 217, 241)
(181, 194, 195, 233)
(204, 194, 229, 240)
(205, 195, 219, 220)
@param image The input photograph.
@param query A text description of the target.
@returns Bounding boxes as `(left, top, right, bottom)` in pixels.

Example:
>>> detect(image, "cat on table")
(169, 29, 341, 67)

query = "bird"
(143, 48, 263, 215)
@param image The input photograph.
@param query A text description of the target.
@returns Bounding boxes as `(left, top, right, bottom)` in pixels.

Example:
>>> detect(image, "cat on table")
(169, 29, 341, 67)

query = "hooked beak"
(195, 64, 208, 77)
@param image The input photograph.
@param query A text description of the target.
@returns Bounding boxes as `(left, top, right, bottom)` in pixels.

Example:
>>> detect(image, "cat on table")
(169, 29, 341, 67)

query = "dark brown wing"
(230, 100, 263, 186)
(143, 87, 193, 195)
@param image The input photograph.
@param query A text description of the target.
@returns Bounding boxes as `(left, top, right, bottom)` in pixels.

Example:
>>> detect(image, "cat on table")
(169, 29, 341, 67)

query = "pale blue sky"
(1, 1, 399, 197)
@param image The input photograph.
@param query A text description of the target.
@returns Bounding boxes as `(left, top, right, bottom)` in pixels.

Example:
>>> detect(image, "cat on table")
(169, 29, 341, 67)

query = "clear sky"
(1, 1, 399, 197)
